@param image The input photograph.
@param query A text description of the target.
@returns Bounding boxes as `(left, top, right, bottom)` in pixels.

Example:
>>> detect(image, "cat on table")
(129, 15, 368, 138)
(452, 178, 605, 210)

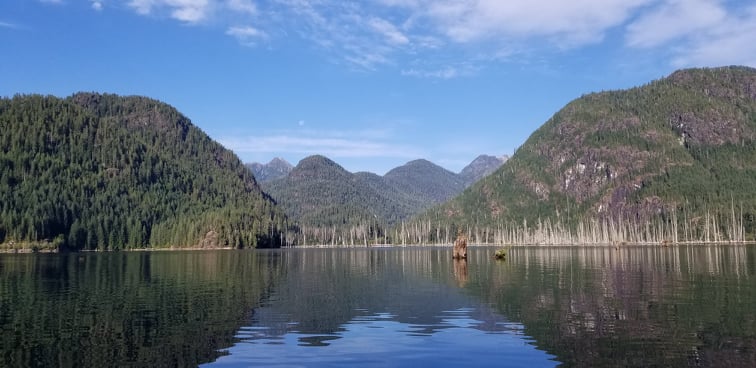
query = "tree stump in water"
(453, 233, 467, 260)
(453, 259, 468, 287)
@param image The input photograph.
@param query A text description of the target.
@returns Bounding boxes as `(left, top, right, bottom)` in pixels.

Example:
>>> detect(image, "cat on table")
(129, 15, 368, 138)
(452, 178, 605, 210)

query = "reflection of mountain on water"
(227, 245, 756, 367)
(207, 247, 558, 367)
(244, 247, 517, 340)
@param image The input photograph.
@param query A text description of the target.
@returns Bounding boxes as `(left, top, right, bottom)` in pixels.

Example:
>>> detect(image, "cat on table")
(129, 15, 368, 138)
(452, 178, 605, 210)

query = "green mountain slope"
(263, 156, 417, 243)
(384, 159, 466, 204)
(414, 66, 756, 243)
(0, 93, 287, 251)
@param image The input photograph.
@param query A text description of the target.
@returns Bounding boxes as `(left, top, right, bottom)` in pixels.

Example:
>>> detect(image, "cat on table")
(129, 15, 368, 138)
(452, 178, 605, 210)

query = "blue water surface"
(207, 308, 557, 367)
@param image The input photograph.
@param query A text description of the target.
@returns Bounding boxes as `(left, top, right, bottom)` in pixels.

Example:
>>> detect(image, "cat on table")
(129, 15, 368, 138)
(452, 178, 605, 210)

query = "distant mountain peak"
(459, 154, 508, 186)
(246, 157, 293, 183)
(268, 157, 293, 168)
(287, 155, 350, 180)
(261, 153, 515, 245)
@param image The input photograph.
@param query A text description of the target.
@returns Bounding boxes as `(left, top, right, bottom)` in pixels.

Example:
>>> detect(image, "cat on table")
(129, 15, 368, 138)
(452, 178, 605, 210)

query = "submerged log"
(453, 233, 467, 260)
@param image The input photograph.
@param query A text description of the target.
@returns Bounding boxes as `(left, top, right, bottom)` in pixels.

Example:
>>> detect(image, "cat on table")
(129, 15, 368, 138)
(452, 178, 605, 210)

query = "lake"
(1, 245, 755, 367)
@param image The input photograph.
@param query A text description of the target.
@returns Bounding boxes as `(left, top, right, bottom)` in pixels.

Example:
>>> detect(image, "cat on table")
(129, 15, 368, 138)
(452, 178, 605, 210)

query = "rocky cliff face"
(433, 66, 756, 228)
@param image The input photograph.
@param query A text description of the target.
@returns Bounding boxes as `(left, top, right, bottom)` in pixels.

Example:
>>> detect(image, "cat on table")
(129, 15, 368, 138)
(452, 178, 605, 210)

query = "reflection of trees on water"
(0, 251, 282, 367)
(467, 245, 756, 367)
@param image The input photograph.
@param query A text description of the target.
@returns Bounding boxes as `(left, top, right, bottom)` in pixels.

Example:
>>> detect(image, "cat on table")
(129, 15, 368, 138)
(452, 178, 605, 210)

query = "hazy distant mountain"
(384, 159, 466, 204)
(458, 154, 509, 186)
(260, 154, 509, 245)
(246, 157, 293, 183)
(263, 155, 419, 229)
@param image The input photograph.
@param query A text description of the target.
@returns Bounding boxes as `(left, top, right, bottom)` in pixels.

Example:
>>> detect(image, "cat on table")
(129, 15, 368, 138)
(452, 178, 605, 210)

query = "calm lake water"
(1, 245, 755, 367)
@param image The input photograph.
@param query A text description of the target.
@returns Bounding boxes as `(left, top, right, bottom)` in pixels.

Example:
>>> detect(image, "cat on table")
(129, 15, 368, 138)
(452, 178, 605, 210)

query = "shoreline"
(3, 241, 755, 254)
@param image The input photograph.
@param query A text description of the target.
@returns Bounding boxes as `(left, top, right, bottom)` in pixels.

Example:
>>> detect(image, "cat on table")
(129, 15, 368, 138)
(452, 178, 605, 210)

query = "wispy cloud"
(0, 21, 19, 29)
(626, 0, 725, 48)
(274, 1, 411, 69)
(115, 0, 756, 74)
(381, 0, 653, 46)
(627, 1, 756, 68)
(127, 0, 211, 23)
(401, 65, 474, 79)
(227, 0, 257, 15)
(226, 25, 267, 45)
(367, 17, 409, 46)
(220, 129, 423, 159)
(116, 0, 657, 73)
(91, 1, 104, 11)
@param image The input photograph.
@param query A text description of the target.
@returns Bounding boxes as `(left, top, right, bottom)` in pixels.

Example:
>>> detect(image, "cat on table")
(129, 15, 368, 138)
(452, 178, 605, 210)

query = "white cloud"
(367, 17, 409, 45)
(401, 65, 475, 79)
(127, 0, 210, 23)
(226, 25, 268, 45)
(91, 1, 104, 11)
(626, 0, 726, 48)
(227, 0, 257, 15)
(274, 2, 409, 69)
(269, 0, 655, 70)
(117, 0, 755, 74)
(672, 7, 756, 67)
(0, 21, 18, 29)
(401, 67, 456, 79)
(117, 0, 659, 71)
(128, 0, 153, 15)
(627, 1, 756, 68)
(381, 0, 654, 47)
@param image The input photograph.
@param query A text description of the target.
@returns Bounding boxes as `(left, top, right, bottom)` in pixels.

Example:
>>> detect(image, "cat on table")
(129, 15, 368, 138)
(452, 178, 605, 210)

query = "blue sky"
(2, 0, 755, 174)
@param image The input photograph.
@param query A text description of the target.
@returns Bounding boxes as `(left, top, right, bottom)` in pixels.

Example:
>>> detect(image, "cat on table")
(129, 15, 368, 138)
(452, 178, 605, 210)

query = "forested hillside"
(263, 156, 416, 245)
(405, 66, 756, 245)
(0, 93, 287, 251)
(383, 159, 466, 204)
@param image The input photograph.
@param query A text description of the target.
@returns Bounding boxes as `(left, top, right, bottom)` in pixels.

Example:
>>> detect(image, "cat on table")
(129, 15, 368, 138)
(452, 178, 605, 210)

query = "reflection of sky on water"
(206, 307, 556, 367)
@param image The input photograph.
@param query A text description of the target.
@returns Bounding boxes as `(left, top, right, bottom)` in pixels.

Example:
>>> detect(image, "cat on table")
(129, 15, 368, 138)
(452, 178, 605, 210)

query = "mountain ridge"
(261, 154, 506, 245)
(248, 154, 507, 186)
(409, 66, 756, 243)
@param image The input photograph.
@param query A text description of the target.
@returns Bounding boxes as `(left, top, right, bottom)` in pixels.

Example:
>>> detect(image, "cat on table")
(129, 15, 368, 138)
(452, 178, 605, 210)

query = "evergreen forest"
(0, 93, 287, 251)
